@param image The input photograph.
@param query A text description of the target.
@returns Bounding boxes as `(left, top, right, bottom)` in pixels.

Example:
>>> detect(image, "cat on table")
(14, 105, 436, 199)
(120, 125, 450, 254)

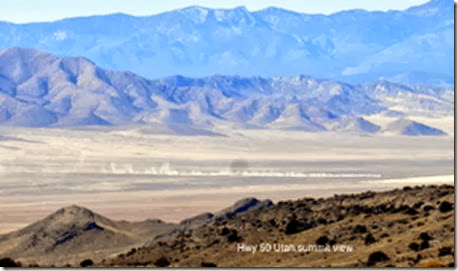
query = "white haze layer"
(101, 162, 382, 178)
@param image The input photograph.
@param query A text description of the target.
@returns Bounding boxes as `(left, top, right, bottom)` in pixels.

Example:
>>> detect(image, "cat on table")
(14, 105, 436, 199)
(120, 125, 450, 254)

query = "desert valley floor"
(0, 122, 453, 234)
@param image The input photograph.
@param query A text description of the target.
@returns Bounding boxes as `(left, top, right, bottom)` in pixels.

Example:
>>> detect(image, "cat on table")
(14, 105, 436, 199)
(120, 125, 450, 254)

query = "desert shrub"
(419, 240, 430, 250)
(419, 232, 431, 241)
(126, 248, 137, 256)
(284, 219, 301, 235)
(408, 242, 420, 251)
(316, 236, 329, 246)
(365, 233, 376, 245)
(268, 219, 277, 227)
(413, 201, 424, 209)
(317, 218, 327, 224)
(438, 246, 453, 257)
(80, 259, 94, 267)
(220, 227, 230, 236)
(0, 257, 21, 267)
(395, 205, 409, 213)
(376, 203, 393, 213)
(414, 254, 423, 264)
(353, 224, 367, 233)
(405, 208, 418, 215)
(422, 205, 435, 212)
(227, 229, 241, 243)
(201, 261, 217, 267)
(367, 251, 390, 266)
(439, 201, 453, 213)
(154, 256, 170, 267)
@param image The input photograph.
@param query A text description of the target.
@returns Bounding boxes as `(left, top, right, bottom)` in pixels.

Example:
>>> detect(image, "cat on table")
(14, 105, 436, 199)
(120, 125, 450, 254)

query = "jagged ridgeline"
(0, 0, 453, 85)
(0, 48, 452, 135)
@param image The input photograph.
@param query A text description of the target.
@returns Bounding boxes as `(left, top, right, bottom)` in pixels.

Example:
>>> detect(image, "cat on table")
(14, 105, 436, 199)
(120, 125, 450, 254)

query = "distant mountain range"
(0, 48, 453, 135)
(0, 0, 453, 85)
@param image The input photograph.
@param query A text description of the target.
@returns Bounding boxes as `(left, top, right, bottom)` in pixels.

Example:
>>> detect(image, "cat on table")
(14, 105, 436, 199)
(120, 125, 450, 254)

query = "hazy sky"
(2, 0, 430, 23)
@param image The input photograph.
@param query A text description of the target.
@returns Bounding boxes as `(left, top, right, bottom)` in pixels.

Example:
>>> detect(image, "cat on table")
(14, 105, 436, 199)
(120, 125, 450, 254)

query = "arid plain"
(0, 123, 453, 234)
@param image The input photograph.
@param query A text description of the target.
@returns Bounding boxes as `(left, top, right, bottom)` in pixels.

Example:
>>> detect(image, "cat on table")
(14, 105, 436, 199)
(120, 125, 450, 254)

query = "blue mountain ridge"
(0, 0, 453, 85)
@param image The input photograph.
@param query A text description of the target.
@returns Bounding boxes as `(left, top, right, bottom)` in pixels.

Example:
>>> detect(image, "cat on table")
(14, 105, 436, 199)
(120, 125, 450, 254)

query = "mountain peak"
(59, 204, 92, 212)
(257, 6, 293, 13)
(210, 5, 255, 24)
(215, 197, 273, 219)
(230, 6, 253, 19)
(385, 118, 446, 136)
(233, 6, 250, 12)
(0, 47, 50, 58)
(254, 6, 303, 18)
(177, 5, 210, 23)
(180, 5, 209, 11)
(0, 48, 94, 66)
(52, 205, 96, 220)
(406, 0, 452, 16)
(0, 204, 178, 266)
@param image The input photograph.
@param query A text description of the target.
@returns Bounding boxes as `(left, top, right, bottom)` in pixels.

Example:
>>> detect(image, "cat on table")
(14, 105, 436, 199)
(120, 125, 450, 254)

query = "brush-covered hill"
(0, 198, 272, 266)
(104, 185, 454, 268)
(0, 185, 454, 267)
(0, 205, 176, 266)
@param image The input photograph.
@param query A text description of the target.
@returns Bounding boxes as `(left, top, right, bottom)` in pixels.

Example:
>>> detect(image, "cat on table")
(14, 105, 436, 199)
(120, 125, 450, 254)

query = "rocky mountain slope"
(0, 0, 453, 85)
(0, 205, 176, 266)
(0, 198, 274, 266)
(0, 185, 454, 267)
(103, 185, 456, 268)
(0, 48, 452, 135)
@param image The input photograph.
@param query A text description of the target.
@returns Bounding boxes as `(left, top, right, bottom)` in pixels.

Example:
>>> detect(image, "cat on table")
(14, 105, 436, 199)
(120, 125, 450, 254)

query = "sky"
(1, 0, 431, 23)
